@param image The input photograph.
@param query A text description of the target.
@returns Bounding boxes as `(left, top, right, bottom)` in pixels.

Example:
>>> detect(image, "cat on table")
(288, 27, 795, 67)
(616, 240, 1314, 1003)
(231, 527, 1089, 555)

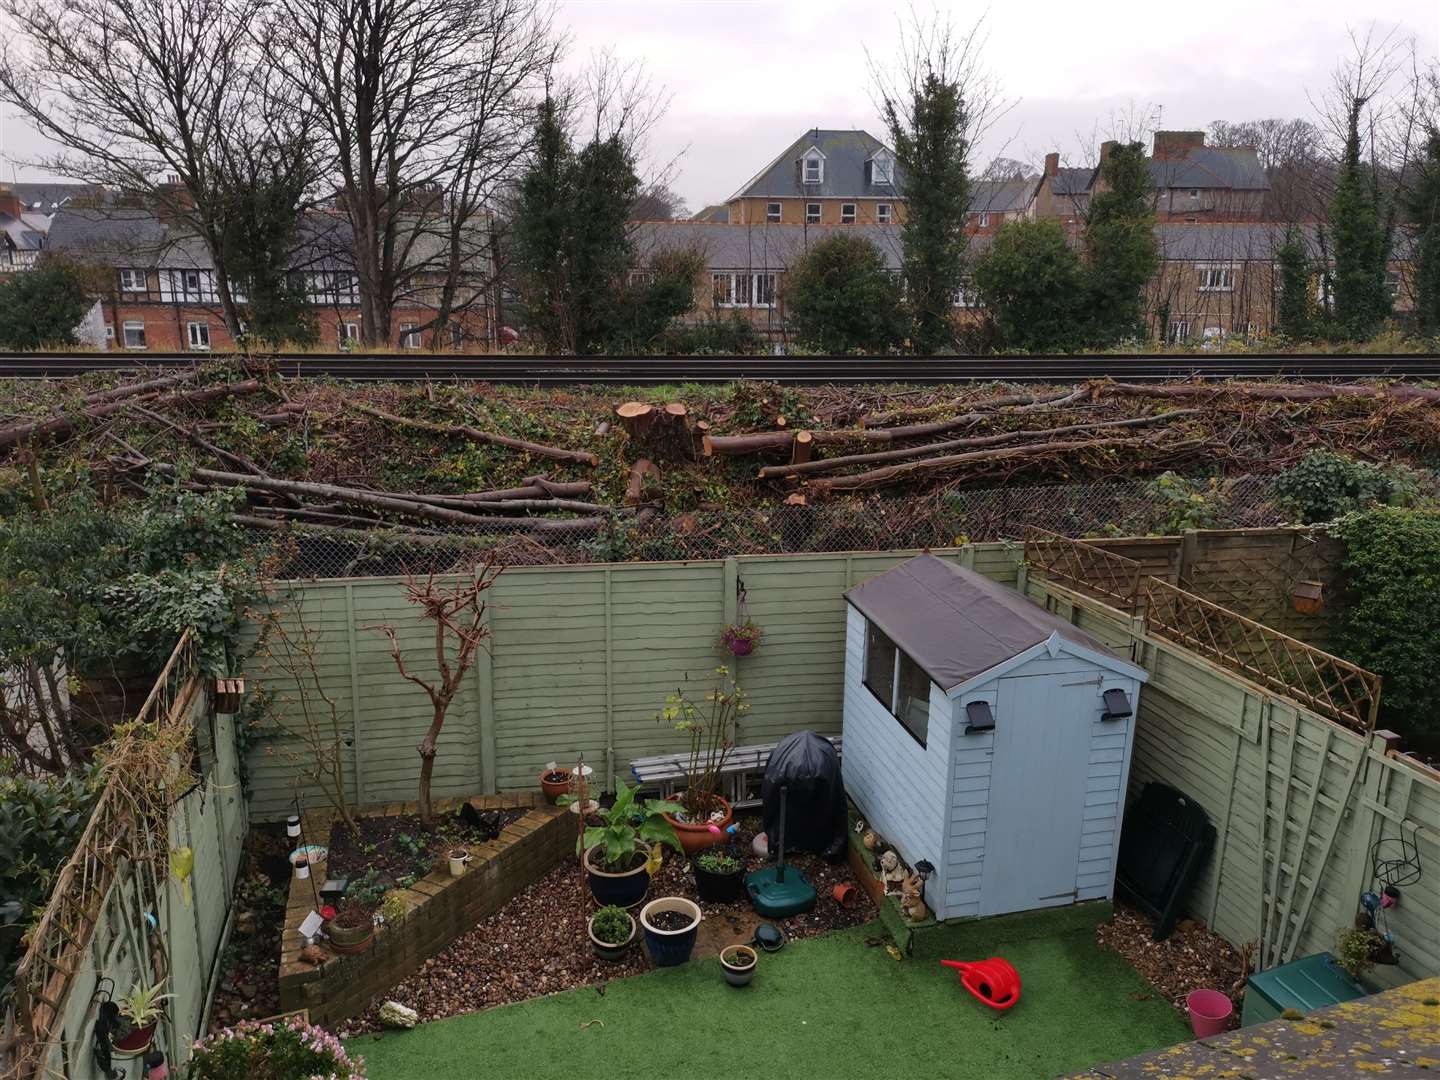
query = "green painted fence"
(241, 545, 1021, 820)
(1026, 575, 1439, 984)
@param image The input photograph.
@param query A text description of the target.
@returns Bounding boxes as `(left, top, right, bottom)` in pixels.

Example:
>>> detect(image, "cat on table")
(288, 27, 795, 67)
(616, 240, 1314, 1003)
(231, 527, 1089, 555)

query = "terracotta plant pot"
(112, 1021, 157, 1058)
(639, 897, 701, 967)
(720, 944, 757, 987)
(832, 882, 858, 909)
(587, 911, 637, 962)
(325, 915, 375, 954)
(540, 769, 572, 804)
(664, 796, 734, 856)
(584, 843, 652, 908)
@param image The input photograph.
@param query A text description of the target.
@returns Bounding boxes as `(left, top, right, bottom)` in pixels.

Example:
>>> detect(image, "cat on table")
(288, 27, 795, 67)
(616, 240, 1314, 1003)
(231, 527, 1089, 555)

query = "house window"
(122, 320, 146, 349)
(766, 202, 781, 223)
(841, 203, 856, 224)
(1188, 189, 1200, 199)
(713, 273, 776, 309)
(183, 269, 202, 294)
(977, 212, 990, 228)
(1386, 269, 1401, 298)
(119, 268, 146, 292)
(450, 323, 465, 349)
(1197, 266, 1235, 292)
(1168, 319, 1190, 343)
(952, 281, 979, 308)
(805, 203, 821, 224)
(802, 154, 823, 184)
(753, 273, 776, 308)
(872, 154, 894, 185)
(399, 323, 421, 349)
(862, 619, 930, 747)
(338, 322, 360, 345)
(876, 203, 892, 224)
(186, 321, 210, 351)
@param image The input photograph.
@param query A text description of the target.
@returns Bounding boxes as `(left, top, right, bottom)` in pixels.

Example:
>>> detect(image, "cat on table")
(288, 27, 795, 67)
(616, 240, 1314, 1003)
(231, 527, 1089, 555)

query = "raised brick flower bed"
(278, 792, 569, 1025)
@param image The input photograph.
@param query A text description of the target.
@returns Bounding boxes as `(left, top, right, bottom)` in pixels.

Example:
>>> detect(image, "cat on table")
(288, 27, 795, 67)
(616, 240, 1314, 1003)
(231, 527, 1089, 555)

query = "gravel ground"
(1096, 902, 1249, 1018)
(209, 826, 288, 1031)
(334, 813, 874, 1035)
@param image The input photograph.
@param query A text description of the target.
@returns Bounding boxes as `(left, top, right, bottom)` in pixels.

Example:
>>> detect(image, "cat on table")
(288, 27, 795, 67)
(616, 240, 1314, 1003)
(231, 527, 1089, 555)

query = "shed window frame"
(861, 618, 932, 748)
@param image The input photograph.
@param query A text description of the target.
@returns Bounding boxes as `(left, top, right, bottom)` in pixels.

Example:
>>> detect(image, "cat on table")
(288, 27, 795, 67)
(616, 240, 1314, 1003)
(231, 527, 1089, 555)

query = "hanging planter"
(719, 620, 764, 658)
(112, 980, 171, 1058)
(1291, 580, 1325, 615)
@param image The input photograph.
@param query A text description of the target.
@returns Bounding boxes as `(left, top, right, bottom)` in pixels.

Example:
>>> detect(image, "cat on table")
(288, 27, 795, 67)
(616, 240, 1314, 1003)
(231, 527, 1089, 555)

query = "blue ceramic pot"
(640, 897, 702, 967)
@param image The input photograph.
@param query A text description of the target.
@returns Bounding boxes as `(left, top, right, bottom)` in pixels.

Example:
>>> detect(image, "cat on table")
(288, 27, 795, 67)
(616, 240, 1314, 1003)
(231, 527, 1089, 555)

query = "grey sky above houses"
(1, 0, 1436, 207)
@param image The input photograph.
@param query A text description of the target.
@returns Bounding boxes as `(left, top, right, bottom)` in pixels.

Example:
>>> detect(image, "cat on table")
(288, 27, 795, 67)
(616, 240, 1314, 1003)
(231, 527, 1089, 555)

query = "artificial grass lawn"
(349, 914, 1189, 1080)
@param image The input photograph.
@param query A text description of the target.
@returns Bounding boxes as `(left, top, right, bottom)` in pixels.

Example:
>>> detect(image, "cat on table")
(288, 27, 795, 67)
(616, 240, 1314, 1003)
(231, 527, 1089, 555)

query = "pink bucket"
(1186, 989, 1233, 1038)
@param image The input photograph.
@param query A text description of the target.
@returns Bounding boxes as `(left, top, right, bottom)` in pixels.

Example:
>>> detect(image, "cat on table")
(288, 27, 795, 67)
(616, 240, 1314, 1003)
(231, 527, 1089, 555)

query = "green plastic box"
(1242, 952, 1366, 1026)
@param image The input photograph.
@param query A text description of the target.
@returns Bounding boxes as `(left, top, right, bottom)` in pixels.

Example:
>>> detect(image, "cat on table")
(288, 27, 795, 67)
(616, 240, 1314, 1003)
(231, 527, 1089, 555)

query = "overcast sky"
(3, 0, 1437, 206)
(556, 0, 1440, 211)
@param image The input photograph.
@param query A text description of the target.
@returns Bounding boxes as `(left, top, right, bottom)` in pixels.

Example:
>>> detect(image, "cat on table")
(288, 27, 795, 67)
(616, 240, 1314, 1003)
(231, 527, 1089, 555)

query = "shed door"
(977, 673, 1092, 916)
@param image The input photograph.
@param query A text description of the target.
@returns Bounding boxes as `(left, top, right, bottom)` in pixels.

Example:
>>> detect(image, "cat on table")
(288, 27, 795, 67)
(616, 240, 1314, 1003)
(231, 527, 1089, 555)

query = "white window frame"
(871, 153, 894, 185)
(805, 202, 821, 225)
(186, 320, 210, 351)
(1386, 269, 1402, 299)
(876, 203, 892, 225)
(976, 212, 990, 229)
(862, 618, 931, 748)
(1168, 319, 1191, 343)
(1197, 265, 1236, 292)
(119, 268, 147, 292)
(841, 203, 857, 224)
(714, 272, 777, 310)
(952, 281, 979, 309)
(802, 153, 824, 185)
(104, 324, 114, 340)
(399, 322, 421, 349)
(765, 202, 781, 223)
(122, 320, 146, 350)
(339, 321, 360, 345)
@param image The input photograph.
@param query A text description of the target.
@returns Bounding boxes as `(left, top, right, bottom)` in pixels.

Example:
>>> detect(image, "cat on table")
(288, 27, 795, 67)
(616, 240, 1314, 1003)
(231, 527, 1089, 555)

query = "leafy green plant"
(379, 890, 410, 924)
(695, 850, 742, 875)
(1145, 473, 1225, 533)
(1334, 926, 1386, 980)
(1331, 507, 1440, 746)
(346, 868, 387, 908)
(783, 234, 907, 354)
(589, 904, 633, 945)
(719, 620, 763, 654)
(188, 1014, 366, 1080)
(570, 779, 682, 868)
(658, 667, 748, 820)
(1275, 451, 1425, 524)
(116, 978, 172, 1027)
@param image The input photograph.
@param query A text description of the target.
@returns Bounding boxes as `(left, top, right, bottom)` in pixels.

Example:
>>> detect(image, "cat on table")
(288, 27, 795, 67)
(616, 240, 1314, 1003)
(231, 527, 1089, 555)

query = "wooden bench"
(630, 735, 843, 811)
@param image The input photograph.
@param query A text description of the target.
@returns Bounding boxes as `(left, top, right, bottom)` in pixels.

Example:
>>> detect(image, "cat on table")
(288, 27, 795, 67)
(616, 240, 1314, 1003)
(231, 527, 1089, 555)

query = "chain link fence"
(261, 474, 1294, 579)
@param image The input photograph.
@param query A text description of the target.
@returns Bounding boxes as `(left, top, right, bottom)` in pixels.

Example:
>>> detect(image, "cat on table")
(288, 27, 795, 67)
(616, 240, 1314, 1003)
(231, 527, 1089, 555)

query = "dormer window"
(802, 150, 824, 185)
(871, 152, 894, 185)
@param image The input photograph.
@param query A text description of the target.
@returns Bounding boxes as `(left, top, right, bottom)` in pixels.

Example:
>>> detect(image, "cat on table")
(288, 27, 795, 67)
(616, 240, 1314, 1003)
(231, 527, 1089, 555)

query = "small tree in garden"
(371, 562, 502, 826)
(658, 667, 748, 820)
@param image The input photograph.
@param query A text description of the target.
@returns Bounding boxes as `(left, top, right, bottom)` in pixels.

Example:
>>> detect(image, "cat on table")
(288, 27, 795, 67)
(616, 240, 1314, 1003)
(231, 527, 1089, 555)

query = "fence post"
(604, 565, 615, 790)
(344, 583, 366, 806)
(723, 557, 739, 627)
(1177, 529, 1200, 586)
(476, 579, 496, 795)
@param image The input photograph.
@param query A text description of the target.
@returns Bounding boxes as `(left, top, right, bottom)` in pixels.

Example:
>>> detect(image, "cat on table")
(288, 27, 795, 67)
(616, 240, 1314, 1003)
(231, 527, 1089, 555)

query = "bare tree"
(370, 562, 500, 826)
(632, 182, 688, 221)
(978, 156, 1035, 182)
(267, 0, 559, 347)
(0, 0, 303, 336)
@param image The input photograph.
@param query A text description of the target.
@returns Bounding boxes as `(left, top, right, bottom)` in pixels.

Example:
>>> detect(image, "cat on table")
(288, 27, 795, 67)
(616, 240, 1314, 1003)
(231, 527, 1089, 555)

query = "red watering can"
(940, 957, 1022, 1010)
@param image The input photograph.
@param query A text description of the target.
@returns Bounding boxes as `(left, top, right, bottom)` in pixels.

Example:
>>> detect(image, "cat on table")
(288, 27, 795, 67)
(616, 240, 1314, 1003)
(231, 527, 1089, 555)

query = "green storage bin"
(1242, 952, 1366, 1027)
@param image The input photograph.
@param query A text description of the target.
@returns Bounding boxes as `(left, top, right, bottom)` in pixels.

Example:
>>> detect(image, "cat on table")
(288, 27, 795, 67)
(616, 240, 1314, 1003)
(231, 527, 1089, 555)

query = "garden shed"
(842, 555, 1147, 921)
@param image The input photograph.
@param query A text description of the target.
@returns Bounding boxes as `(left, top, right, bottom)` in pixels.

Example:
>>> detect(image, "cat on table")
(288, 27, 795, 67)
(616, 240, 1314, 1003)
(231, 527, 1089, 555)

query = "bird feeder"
(1291, 580, 1325, 615)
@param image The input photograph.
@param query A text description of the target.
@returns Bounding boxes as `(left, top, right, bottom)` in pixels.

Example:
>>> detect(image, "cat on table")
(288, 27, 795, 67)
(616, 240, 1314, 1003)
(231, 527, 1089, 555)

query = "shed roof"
(844, 554, 1135, 692)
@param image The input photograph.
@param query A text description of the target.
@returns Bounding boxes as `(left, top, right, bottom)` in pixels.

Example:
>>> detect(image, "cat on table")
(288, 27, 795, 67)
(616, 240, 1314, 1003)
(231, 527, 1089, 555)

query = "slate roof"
(1150, 147, 1266, 191)
(969, 178, 1038, 214)
(844, 554, 1134, 693)
(4, 182, 104, 213)
(0, 212, 52, 252)
(634, 220, 904, 271)
(1052, 167, 1096, 196)
(731, 129, 903, 201)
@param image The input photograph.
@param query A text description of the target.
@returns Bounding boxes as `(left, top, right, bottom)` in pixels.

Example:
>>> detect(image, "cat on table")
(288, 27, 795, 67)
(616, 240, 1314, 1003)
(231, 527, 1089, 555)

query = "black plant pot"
(692, 858, 745, 903)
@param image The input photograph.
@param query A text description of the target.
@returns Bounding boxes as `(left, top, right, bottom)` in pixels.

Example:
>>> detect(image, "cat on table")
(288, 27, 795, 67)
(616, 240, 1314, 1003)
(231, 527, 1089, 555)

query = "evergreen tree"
(784, 234, 907, 353)
(972, 219, 1088, 352)
(1407, 132, 1440, 335)
(1275, 227, 1314, 339)
(566, 134, 640, 352)
(0, 260, 92, 349)
(884, 71, 970, 353)
(1083, 142, 1158, 345)
(1329, 98, 1394, 340)
(511, 97, 579, 353)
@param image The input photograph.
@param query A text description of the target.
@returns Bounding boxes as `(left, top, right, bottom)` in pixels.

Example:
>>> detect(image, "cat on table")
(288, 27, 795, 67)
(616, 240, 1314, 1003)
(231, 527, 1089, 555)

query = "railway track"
(2, 351, 1440, 384)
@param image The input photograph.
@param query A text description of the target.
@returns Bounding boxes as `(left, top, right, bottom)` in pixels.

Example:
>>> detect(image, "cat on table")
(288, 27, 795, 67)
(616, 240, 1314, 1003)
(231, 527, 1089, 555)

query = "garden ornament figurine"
(900, 872, 929, 924)
(941, 957, 1023, 1010)
(879, 849, 906, 893)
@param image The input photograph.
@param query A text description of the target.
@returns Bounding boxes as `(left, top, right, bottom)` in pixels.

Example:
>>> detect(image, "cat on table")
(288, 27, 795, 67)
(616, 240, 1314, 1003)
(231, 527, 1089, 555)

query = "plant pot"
(568, 798, 600, 816)
(1186, 989, 1233, 1039)
(587, 911, 637, 962)
(584, 843, 652, 908)
(325, 916, 375, 954)
(664, 796, 734, 856)
(692, 856, 745, 903)
(727, 639, 754, 657)
(540, 769, 572, 803)
(447, 848, 470, 877)
(832, 882, 858, 909)
(720, 944, 757, 987)
(112, 1021, 157, 1058)
(639, 897, 701, 968)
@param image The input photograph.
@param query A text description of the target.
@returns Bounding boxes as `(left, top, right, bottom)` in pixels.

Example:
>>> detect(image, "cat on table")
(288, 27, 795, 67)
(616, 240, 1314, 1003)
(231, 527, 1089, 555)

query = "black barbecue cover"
(761, 731, 847, 860)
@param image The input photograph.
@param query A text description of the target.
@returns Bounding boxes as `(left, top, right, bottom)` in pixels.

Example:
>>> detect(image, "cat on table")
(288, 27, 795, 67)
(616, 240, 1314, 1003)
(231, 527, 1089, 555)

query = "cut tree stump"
(625, 459, 661, 505)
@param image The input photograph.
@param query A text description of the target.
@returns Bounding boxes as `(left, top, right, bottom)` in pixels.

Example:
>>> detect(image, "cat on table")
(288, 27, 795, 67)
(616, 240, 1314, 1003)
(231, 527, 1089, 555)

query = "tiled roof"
(3, 182, 105, 213)
(1150, 147, 1267, 191)
(634, 220, 904, 271)
(969, 178, 1038, 214)
(731, 129, 903, 201)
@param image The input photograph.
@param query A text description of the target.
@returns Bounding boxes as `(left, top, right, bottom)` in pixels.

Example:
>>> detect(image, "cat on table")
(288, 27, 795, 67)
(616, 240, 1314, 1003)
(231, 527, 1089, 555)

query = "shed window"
(862, 619, 931, 747)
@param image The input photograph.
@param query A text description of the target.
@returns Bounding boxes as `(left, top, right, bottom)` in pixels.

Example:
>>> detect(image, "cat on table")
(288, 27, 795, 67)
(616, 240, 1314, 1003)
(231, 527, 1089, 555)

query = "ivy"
(1331, 508, 1440, 746)
(1274, 451, 1425, 525)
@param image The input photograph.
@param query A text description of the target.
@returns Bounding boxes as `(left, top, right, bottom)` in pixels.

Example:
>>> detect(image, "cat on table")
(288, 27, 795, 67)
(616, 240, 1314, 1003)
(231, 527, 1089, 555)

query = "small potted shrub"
(572, 780, 683, 908)
(639, 896, 702, 967)
(719, 620, 763, 657)
(189, 1014, 366, 1079)
(1334, 926, 1389, 981)
(720, 944, 758, 987)
(692, 847, 745, 903)
(326, 870, 383, 953)
(587, 904, 637, 962)
(112, 979, 171, 1057)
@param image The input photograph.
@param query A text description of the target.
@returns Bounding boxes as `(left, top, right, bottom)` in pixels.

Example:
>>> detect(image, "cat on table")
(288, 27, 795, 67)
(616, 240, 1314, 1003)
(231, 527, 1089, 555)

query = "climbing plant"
(1274, 451, 1425, 524)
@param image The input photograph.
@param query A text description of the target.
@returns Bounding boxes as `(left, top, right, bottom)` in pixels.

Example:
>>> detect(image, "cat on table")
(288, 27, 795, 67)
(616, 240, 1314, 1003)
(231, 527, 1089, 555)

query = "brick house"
(717, 129, 906, 227)
(46, 205, 492, 352)
(0, 183, 101, 275)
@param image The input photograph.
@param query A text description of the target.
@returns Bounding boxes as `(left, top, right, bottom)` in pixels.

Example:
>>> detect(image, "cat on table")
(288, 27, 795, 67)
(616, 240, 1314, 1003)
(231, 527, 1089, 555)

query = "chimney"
(1152, 131, 1205, 160)
(0, 186, 23, 219)
(1044, 152, 1059, 177)
(1099, 140, 1119, 162)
